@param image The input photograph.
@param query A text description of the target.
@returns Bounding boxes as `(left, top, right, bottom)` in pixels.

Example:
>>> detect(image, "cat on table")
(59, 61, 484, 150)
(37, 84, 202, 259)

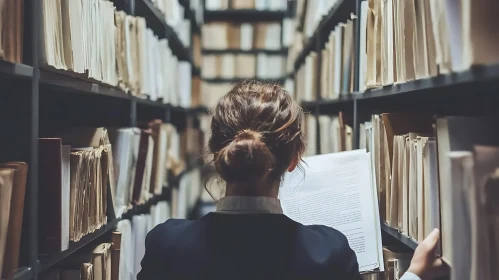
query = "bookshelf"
(291, 0, 499, 263)
(0, 1, 206, 280)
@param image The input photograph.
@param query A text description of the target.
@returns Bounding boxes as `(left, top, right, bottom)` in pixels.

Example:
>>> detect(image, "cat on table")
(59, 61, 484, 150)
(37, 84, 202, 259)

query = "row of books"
(362, 113, 499, 280)
(152, 0, 191, 47)
(41, 0, 117, 85)
(38, 134, 109, 255)
(306, 113, 499, 279)
(199, 82, 233, 109)
(117, 7, 194, 106)
(173, 169, 203, 219)
(41, 0, 192, 106)
(198, 78, 294, 110)
(0, 0, 23, 64)
(295, 14, 356, 102)
(360, 114, 438, 245)
(37, 122, 181, 254)
(41, 202, 170, 280)
(41, 169, 204, 280)
(202, 22, 282, 50)
(0, 162, 28, 280)
(298, 0, 340, 39)
(117, 210, 168, 280)
(202, 54, 286, 80)
(360, 0, 499, 91)
(318, 113, 353, 154)
(303, 113, 353, 157)
(205, 0, 288, 11)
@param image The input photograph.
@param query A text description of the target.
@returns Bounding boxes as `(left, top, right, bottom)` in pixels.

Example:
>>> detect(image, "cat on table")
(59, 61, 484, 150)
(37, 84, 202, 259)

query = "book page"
(279, 150, 384, 272)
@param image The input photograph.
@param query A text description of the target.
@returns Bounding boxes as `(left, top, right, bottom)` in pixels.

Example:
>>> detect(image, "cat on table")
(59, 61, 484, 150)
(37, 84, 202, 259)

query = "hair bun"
(215, 129, 276, 182)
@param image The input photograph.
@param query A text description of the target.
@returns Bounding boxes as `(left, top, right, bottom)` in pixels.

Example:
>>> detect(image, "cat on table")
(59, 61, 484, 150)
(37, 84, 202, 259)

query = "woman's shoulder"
(145, 219, 198, 251)
(297, 224, 359, 276)
(298, 224, 350, 246)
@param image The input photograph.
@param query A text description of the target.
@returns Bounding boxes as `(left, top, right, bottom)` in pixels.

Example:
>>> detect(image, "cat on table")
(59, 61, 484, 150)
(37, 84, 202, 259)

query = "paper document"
(279, 150, 384, 272)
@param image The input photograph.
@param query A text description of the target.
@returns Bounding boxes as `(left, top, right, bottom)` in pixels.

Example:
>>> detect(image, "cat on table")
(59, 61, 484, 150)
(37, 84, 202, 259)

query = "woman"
(138, 82, 442, 280)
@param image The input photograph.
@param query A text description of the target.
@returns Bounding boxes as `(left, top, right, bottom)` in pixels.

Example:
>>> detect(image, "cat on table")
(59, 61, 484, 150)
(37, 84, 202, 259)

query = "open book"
(279, 149, 384, 273)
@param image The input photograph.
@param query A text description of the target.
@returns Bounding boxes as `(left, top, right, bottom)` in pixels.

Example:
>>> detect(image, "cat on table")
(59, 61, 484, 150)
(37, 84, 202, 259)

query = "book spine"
(132, 130, 150, 203)
(38, 139, 63, 254)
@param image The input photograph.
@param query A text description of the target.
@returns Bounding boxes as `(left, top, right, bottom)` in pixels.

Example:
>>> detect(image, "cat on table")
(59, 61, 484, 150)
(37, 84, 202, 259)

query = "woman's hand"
(407, 229, 445, 279)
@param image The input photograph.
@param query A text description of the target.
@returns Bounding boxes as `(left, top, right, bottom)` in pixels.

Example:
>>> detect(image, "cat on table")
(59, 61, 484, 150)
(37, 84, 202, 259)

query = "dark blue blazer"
(137, 212, 362, 280)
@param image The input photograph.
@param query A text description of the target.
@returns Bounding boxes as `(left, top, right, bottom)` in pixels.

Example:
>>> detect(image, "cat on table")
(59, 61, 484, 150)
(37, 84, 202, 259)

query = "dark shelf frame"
(380, 223, 418, 250)
(204, 10, 287, 22)
(13, 267, 34, 280)
(203, 77, 286, 84)
(39, 69, 131, 100)
(0, 60, 34, 78)
(37, 219, 121, 273)
(202, 48, 288, 55)
(301, 64, 499, 111)
(192, 67, 201, 76)
(0, 1, 204, 279)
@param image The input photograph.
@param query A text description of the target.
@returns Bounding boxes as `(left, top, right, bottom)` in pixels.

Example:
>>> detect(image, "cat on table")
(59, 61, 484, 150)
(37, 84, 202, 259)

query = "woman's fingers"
(421, 228, 440, 251)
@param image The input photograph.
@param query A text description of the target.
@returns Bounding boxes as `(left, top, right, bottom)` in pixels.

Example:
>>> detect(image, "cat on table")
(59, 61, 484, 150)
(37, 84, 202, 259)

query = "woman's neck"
(225, 180, 280, 198)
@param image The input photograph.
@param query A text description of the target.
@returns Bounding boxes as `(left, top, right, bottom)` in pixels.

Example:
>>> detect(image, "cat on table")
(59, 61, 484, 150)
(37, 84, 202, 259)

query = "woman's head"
(208, 81, 305, 194)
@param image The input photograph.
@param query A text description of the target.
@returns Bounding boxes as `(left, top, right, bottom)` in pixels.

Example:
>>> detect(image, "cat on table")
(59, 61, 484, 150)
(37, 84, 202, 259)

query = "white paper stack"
(280, 150, 385, 273)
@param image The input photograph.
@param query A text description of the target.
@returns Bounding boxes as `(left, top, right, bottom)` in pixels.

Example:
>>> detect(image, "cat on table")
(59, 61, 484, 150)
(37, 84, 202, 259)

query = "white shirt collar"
(216, 196, 283, 214)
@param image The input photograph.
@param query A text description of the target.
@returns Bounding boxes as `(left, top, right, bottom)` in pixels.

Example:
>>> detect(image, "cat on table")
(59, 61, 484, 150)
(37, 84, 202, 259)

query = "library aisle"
(0, 0, 498, 280)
